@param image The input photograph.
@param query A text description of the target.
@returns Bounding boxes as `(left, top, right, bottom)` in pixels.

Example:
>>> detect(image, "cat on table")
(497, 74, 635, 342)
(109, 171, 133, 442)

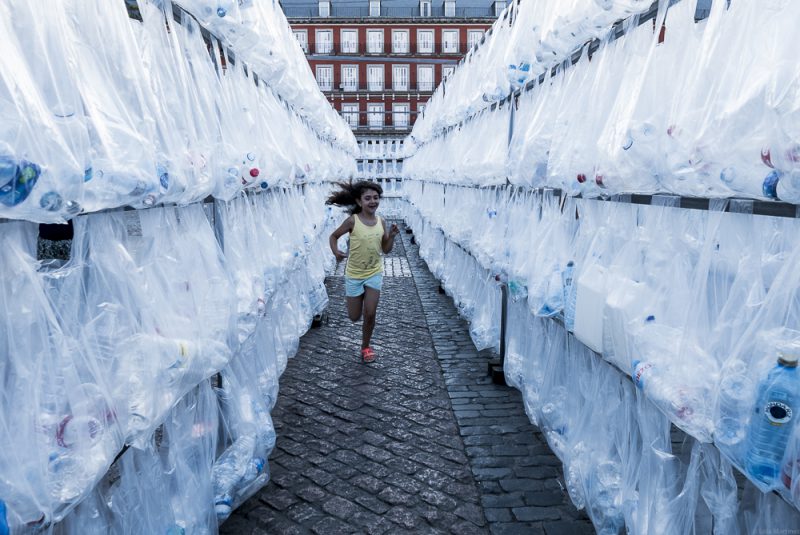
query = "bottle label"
(632, 361, 653, 390)
(764, 401, 793, 426)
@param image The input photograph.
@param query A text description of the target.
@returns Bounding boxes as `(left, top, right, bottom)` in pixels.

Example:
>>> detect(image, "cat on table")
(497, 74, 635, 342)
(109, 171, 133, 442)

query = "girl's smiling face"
(357, 188, 381, 215)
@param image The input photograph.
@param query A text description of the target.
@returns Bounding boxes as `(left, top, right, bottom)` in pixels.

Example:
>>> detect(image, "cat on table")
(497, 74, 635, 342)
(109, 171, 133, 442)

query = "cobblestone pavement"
(221, 222, 593, 535)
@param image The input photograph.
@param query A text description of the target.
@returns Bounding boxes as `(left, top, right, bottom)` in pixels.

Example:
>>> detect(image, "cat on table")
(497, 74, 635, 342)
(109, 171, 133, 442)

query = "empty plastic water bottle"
(715, 360, 754, 449)
(212, 434, 257, 519)
(588, 460, 625, 535)
(744, 348, 800, 487)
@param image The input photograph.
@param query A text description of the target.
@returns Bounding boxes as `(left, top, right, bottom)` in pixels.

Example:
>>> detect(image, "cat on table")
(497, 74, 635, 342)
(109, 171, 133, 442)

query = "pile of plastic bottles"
(0, 185, 338, 533)
(406, 0, 800, 203)
(397, 180, 800, 531)
(0, 0, 356, 224)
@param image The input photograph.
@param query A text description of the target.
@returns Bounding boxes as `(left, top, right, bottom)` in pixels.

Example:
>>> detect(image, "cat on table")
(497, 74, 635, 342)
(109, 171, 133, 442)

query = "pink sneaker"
(361, 347, 375, 363)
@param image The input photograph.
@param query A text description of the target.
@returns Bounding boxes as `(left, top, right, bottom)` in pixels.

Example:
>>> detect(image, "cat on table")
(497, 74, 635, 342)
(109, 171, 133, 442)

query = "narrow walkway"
(221, 223, 592, 535)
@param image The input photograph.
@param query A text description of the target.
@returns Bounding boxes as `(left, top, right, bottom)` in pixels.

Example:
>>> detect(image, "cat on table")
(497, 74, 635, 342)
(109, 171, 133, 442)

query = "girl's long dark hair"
(326, 180, 383, 215)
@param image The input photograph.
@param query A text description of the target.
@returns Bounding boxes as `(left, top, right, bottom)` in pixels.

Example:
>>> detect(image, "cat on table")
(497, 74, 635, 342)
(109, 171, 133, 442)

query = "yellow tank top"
(346, 214, 384, 279)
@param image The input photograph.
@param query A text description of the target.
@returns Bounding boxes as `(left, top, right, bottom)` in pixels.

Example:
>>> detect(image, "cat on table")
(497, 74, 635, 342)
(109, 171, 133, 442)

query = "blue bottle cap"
(762, 170, 781, 199)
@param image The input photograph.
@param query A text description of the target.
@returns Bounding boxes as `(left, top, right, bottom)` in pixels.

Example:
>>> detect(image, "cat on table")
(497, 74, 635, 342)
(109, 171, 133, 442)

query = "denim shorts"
(345, 273, 383, 297)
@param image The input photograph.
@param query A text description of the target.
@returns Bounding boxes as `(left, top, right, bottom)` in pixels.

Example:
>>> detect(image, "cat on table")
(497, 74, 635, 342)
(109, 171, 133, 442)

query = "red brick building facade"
(287, 2, 497, 134)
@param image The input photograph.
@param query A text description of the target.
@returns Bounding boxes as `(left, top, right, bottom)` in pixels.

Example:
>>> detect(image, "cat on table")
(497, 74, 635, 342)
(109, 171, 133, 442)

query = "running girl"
(327, 181, 399, 363)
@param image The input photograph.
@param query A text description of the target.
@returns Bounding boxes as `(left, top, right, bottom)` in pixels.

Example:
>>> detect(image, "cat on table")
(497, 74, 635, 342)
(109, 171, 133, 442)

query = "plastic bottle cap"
(778, 349, 800, 367)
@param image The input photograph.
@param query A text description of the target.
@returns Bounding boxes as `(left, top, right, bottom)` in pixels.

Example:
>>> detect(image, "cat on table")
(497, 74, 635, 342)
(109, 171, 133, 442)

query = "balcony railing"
(320, 85, 436, 94)
(285, 5, 496, 19)
(309, 42, 470, 56)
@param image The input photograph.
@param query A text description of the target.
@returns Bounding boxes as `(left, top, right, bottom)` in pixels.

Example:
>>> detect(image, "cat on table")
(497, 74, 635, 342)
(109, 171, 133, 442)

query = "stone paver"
(222, 221, 593, 534)
(398, 226, 594, 535)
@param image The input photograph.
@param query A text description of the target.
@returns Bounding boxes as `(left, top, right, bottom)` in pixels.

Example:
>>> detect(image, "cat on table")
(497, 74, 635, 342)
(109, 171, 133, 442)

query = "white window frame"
(494, 1, 507, 16)
(340, 29, 358, 54)
(392, 103, 410, 130)
(367, 65, 384, 91)
(467, 30, 484, 51)
(391, 30, 409, 54)
(367, 103, 384, 129)
(342, 103, 359, 128)
(392, 64, 409, 91)
(369, 0, 381, 17)
(315, 29, 333, 54)
(420, 0, 431, 17)
(318, 0, 330, 17)
(417, 29, 434, 54)
(444, 0, 456, 17)
(442, 30, 459, 54)
(316, 65, 333, 91)
(442, 65, 455, 80)
(417, 65, 434, 92)
(293, 30, 308, 53)
(341, 64, 359, 91)
(367, 30, 384, 54)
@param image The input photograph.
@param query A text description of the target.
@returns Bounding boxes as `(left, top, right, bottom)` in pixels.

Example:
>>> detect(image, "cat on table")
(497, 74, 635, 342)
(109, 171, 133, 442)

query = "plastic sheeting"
(397, 183, 800, 531)
(406, 0, 800, 201)
(0, 185, 338, 533)
(0, 0, 355, 223)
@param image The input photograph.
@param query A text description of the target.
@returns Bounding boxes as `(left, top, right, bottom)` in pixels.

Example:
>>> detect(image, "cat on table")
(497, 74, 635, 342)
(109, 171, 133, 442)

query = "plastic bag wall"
(0, 185, 338, 533)
(406, 0, 800, 202)
(0, 0, 356, 224)
(399, 179, 800, 531)
(1, 0, 354, 531)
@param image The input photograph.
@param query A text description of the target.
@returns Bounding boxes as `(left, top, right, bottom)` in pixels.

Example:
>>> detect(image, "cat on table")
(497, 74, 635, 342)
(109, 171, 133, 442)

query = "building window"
(342, 103, 359, 128)
(369, 0, 380, 16)
(392, 64, 409, 91)
(318, 0, 330, 17)
(442, 30, 459, 54)
(367, 30, 383, 54)
(417, 104, 426, 117)
(393, 104, 410, 130)
(293, 30, 308, 53)
(368, 104, 384, 129)
(442, 65, 455, 80)
(494, 0, 506, 16)
(417, 65, 434, 92)
(340, 29, 358, 54)
(315, 30, 333, 54)
(316, 65, 333, 91)
(341, 65, 358, 91)
(392, 30, 409, 54)
(467, 30, 484, 50)
(367, 65, 384, 91)
(444, 0, 455, 16)
(420, 0, 431, 17)
(417, 30, 433, 54)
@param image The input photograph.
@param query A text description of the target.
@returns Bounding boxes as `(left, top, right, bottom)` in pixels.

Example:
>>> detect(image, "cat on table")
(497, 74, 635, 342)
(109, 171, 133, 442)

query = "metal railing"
(318, 85, 436, 93)
(284, 5, 496, 19)
(308, 42, 470, 56)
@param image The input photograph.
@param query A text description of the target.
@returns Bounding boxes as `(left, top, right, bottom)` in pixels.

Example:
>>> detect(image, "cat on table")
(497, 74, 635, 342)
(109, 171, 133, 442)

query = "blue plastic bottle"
(744, 350, 800, 487)
(0, 159, 41, 207)
(0, 499, 8, 535)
